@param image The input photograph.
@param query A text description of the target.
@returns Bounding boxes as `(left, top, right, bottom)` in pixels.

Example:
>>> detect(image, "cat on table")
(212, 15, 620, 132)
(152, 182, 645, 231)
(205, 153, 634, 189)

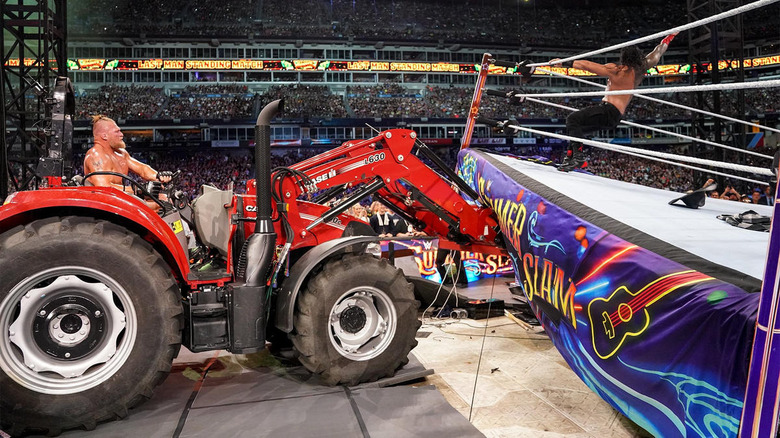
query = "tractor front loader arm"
(273, 129, 503, 255)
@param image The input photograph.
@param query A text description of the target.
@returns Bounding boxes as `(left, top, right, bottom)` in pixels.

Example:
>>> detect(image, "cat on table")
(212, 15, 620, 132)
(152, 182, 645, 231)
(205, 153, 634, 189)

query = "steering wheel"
(159, 171, 191, 212)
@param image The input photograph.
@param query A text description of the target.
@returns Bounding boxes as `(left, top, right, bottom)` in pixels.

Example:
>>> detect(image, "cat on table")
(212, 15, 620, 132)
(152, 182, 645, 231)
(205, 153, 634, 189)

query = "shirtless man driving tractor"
(84, 115, 172, 210)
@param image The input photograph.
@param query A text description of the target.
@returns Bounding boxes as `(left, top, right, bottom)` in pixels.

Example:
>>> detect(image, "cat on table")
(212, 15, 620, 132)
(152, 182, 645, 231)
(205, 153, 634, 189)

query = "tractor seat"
(191, 185, 233, 257)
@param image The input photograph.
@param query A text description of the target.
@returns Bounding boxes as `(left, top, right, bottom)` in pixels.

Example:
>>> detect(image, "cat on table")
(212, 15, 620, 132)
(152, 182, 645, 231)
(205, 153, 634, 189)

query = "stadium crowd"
(74, 83, 779, 122)
(75, 84, 166, 120)
(264, 85, 349, 119)
(587, 148, 695, 192)
(70, 0, 778, 49)
(160, 84, 256, 120)
(347, 84, 432, 118)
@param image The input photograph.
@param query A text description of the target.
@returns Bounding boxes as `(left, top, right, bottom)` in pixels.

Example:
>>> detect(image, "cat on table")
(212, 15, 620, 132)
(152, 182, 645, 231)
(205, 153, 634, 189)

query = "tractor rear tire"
(0, 216, 182, 435)
(291, 254, 420, 386)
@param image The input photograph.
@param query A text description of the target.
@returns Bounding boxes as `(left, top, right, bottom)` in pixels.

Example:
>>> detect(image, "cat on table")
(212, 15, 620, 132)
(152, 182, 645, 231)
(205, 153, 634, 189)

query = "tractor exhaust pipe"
(243, 99, 282, 287)
(254, 99, 283, 232)
(228, 99, 282, 354)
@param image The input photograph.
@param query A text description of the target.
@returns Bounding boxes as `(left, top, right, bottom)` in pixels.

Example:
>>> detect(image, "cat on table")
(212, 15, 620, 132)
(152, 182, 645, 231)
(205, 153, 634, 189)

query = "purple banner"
(458, 150, 759, 437)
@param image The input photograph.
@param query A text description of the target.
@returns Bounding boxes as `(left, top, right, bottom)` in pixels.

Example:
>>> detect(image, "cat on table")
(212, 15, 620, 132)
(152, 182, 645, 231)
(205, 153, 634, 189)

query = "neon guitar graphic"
(588, 270, 713, 360)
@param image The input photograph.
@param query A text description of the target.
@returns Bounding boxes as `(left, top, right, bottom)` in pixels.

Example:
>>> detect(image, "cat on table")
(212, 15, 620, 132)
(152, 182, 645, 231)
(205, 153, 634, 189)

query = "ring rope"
(521, 93, 773, 159)
(503, 120, 772, 176)
(493, 121, 772, 185)
(528, 0, 780, 68)
(513, 79, 780, 99)
(607, 143, 771, 176)
(534, 67, 780, 137)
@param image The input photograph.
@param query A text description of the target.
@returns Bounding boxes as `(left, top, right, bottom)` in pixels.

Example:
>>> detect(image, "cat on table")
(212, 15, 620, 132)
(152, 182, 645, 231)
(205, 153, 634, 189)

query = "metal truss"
(687, 0, 746, 185)
(1, 0, 67, 199)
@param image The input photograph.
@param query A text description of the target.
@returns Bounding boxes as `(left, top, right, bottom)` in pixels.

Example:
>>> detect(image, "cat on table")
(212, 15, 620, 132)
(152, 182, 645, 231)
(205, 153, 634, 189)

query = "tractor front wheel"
(291, 254, 420, 386)
(0, 217, 182, 435)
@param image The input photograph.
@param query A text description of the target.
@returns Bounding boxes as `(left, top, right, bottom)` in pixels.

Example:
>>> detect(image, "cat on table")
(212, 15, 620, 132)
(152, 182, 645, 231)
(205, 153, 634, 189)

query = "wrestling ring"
(454, 1, 780, 436)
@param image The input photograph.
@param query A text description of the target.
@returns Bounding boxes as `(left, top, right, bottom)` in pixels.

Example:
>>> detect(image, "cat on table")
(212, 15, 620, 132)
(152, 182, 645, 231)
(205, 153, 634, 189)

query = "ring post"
(740, 174, 780, 437)
(460, 53, 492, 150)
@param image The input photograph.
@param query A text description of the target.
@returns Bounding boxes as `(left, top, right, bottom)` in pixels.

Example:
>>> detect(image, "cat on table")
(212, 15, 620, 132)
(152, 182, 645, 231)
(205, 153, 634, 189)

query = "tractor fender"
(274, 235, 379, 333)
(0, 187, 190, 280)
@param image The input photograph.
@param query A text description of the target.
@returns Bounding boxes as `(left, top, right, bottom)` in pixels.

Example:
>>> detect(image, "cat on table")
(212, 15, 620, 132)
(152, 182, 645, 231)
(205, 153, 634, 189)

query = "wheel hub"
(329, 287, 397, 361)
(60, 313, 83, 334)
(37, 297, 107, 360)
(339, 305, 367, 334)
(2, 271, 133, 392)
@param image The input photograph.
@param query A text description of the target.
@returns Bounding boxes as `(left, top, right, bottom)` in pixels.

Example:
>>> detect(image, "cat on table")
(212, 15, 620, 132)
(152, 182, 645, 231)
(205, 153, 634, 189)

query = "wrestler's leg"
(562, 104, 616, 171)
(567, 104, 617, 139)
(565, 110, 586, 158)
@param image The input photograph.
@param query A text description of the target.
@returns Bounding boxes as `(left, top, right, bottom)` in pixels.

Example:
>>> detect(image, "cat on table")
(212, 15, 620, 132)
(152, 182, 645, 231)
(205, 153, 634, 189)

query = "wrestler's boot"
(559, 145, 587, 172)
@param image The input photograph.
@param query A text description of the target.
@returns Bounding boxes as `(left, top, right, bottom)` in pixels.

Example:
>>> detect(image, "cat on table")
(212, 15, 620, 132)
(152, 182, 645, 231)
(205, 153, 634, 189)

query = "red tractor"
(0, 99, 505, 434)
